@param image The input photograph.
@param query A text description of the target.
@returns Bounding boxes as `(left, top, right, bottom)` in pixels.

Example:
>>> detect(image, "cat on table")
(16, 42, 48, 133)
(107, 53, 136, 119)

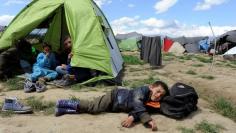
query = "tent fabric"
(216, 30, 236, 54)
(223, 46, 236, 55)
(185, 43, 200, 53)
(163, 37, 173, 52)
(199, 38, 209, 52)
(218, 30, 236, 44)
(118, 37, 139, 51)
(0, 26, 5, 32)
(0, 0, 123, 83)
(140, 36, 162, 67)
(168, 42, 185, 55)
(223, 46, 236, 60)
(116, 32, 142, 40)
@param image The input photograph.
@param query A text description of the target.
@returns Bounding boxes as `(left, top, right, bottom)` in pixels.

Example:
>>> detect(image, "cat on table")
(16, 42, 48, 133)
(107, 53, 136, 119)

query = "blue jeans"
(56, 66, 68, 75)
(29, 66, 58, 82)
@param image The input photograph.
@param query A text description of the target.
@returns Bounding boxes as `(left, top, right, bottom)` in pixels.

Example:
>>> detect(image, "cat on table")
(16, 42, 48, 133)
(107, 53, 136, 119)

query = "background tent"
(168, 42, 185, 55)
(163, 37, 185, 55)
(170, 36, 209, 53)
(116, 32, 142, 40)
(163, 37, 173, 52)
(118, 37, 139, 51)
(0, 26, 5, 32)
(116, 32, 142, 51)
(215, 30, 236, 54)
(223, 46, 236, 60)
(0, 0, 123, 83)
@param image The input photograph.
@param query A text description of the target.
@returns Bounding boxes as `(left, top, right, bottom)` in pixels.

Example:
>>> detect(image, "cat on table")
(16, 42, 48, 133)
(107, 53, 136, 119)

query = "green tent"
(0, 0, 123, 84)
(119, 37, 139, 51)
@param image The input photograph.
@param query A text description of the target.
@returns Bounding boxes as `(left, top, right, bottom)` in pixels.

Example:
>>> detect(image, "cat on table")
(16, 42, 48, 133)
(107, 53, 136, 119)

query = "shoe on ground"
(55, 107, 77, 117)
(2, 97, 32, 113)
(56, 99, 79, 110)
(56, 75, 76, 87)
(35, 80, 46, 93)
(24, 79, 36, 93)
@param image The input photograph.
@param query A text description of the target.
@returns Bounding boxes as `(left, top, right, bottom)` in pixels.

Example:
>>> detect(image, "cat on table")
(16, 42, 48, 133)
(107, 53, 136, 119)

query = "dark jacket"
(112, 86, 154, 124)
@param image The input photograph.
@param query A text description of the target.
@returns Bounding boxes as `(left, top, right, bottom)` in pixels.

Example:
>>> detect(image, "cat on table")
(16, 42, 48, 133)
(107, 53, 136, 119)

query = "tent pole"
(208, 22, 217, 71)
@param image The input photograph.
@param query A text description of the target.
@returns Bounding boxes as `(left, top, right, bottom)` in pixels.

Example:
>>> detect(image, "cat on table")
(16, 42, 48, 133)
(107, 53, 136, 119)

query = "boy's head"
(149, 81, 169, 102)
(63, 36, 72, 51)
(42, 42, 51, 53)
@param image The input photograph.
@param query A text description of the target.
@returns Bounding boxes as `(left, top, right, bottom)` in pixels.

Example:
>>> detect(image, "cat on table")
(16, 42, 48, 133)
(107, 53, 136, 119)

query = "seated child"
(24, 43, 58, 93)
(55, 81, 169, 131)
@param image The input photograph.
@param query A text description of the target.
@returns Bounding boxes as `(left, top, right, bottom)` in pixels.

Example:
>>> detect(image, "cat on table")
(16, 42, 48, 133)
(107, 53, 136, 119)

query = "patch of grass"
(178, 127, 195, 133)
(194, 56, 212, 63)
(200, 75, 215, 80)
(25, 96, 55, 115)
(70, 84, 84, 91)
(195, 120, 224, 133)
(191, 64, 204, 67)
(124, 76, 159, 88)
(69, 95, 80, 101)
(122, 55, 144, 65)
(163, 53, 176, 61)
(178, 60, 185, 63)
(225, 63, 236, 68)
(129, 67, 142, 72)
(186, 70, 197, 75)
(231, 60, 236, 65)
(213, 97, 236, 122)
(0, 110, 14, 117)
(163, 56, 175, 61)
(215, 62, 224, 67)
(163, 52, 176, 57)
(4, 77, 23, 91)
(178, 54, 194, 60)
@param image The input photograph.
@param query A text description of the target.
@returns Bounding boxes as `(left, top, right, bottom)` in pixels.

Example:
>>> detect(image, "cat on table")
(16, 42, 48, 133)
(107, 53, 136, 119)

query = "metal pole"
(208, 22, 217, 71)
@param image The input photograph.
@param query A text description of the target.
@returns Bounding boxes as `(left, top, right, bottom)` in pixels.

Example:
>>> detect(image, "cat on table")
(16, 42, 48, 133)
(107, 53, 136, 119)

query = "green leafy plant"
(178, 127, 195, 133)
(200, 75, 215, 80)
(186, 70, 197, 75)
(191, 64, 204, 67)
(25, 96, 55, 115)
(122, 55, 144, 65)
(4, 77, 23, 91)
(195, 120, 224, 133)
(213, 97, 236, 122)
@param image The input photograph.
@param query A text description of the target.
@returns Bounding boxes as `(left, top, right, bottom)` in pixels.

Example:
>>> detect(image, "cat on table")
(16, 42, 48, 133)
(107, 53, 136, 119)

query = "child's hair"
(63, 35, 71, 42)
(42, 42, 51, 49)
(152, 81, 169, 96)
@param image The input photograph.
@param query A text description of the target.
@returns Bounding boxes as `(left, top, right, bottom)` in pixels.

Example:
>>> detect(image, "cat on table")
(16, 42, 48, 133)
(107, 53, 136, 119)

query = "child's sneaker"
(35, 78, 47, 93)
(55, 108, 77, 117)
(2, 97, 32, 113)
(24, 79, 36, 93)
(58, 74, 76, 86)
(56, 99, 79, 110)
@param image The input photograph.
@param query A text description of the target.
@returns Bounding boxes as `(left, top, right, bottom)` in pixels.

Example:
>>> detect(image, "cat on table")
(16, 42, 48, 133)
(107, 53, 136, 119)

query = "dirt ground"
(0, 52, 235, 133)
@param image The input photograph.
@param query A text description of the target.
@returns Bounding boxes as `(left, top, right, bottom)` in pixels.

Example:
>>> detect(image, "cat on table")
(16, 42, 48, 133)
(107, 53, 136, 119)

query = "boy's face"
(149, 85, 166, 102)
(43, 46, 50, 53)
(64, 37, 72, 50)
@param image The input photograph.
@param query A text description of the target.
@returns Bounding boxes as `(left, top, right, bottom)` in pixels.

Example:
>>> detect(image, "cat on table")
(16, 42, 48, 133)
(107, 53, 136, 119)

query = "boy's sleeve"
(36, 53, 46, 67)
(128, 90, 152, 124)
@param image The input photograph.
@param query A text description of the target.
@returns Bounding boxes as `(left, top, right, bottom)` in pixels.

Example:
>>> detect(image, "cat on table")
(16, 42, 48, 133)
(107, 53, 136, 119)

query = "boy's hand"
(61, 64, 67, 69)
(121, 116, 134, 128)
(148, 120, 157, 131)
(68, 52, 73, 59)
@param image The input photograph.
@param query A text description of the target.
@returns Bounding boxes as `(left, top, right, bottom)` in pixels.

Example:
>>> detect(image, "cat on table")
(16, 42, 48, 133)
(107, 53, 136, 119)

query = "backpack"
(160, 82, 198, 119)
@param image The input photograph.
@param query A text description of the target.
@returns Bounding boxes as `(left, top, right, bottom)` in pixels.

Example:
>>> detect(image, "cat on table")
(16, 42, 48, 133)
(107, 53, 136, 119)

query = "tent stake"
(208, 22, 217, 71)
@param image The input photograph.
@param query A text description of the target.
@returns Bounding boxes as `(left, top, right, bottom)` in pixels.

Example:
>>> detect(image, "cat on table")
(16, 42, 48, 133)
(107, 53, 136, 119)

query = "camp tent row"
(0, 0, 123, 83)
(163, 36, 209, 54)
